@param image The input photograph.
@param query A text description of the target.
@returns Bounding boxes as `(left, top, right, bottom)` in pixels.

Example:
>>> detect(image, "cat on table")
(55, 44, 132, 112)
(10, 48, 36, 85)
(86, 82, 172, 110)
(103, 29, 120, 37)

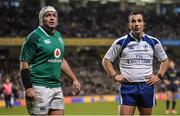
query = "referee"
(102, 11, 169, 115)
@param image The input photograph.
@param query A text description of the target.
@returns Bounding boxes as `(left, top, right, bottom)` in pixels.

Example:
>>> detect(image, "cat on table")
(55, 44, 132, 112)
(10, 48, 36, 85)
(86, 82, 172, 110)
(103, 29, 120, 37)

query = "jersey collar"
(38, 26, 50, 37)
(129, 31, 145, 42)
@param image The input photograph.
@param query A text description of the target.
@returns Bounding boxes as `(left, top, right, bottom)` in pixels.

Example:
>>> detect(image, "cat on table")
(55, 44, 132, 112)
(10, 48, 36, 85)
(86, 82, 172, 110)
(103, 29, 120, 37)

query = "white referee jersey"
(104, 32, 168, 82)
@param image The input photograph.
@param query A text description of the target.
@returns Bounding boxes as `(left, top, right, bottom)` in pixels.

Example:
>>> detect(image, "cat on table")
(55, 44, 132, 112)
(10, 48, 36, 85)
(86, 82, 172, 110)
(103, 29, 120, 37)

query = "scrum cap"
(39, 6, 57, 26)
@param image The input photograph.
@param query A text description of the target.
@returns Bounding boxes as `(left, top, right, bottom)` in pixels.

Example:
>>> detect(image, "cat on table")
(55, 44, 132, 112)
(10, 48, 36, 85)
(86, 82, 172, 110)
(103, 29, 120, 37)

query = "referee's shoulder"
(145, 34, 161, 44)
(113, 34, 128, 45)
(146, 34, 157, 39)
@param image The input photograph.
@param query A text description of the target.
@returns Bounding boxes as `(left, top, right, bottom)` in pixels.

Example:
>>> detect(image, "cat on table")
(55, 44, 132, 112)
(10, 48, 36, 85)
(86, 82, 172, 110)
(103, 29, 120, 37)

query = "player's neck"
(42, 26, 56, 35)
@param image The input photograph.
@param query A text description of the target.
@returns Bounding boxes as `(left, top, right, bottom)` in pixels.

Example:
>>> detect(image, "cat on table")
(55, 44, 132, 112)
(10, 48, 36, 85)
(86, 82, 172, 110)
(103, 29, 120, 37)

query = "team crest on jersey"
(144, 44, 148, 48)
(44, 39, 51, 44)
(54, 48, 61, 58)
(143, 44, 149, 52)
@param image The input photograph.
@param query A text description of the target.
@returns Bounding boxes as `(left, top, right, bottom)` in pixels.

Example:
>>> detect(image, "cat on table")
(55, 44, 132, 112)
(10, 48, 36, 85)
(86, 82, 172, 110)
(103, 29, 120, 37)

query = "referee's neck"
(130, 32, 144, 42)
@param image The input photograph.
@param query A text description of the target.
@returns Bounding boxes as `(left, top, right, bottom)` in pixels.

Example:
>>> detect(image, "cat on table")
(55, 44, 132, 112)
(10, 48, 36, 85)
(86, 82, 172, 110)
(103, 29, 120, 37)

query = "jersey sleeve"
(154, 40, 168, 61)
(19, 35, 37, 63)
(104, 39, 122, 62)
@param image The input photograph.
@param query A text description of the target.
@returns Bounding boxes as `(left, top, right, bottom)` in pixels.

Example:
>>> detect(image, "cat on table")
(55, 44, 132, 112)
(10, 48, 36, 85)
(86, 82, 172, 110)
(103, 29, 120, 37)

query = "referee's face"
(128, 14, 144, 37)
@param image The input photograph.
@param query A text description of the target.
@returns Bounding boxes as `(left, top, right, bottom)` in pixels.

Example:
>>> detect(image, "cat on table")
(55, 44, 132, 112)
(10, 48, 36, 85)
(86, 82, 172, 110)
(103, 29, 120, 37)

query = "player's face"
(43, 11, 58, 29)
(128, 14, 144, 36)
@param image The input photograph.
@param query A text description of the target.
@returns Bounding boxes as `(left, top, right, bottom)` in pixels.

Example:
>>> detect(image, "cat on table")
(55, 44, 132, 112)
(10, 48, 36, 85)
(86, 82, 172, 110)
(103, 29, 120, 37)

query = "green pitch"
(0, 100, 179, 115)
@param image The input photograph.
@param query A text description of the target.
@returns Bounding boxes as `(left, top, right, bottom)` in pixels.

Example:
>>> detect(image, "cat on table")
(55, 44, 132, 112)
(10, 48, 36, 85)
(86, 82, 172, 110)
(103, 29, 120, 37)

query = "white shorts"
(26, 86, 64, 115)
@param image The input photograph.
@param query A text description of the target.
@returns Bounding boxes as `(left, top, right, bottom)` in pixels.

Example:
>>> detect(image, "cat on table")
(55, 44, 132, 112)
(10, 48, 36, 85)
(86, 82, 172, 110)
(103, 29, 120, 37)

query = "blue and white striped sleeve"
(104, 38, 122, 62)
(154, 39, 168, 61)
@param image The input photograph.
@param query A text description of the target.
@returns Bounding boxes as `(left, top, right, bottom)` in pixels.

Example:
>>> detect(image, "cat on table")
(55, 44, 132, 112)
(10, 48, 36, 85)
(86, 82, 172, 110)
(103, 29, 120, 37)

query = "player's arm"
(102, 58, 125, 82)
(175, 71, 180, 85)
(163, 72, 171, 85)
(20, 61, 36, 99)
(20, 61, 32, 89)
(19, 35, 38, 99)
(61, 58, 81, 95)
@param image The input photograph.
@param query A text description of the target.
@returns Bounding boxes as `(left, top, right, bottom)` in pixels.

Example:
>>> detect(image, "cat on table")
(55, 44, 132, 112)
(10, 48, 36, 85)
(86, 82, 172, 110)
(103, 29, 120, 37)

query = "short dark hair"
(128, 11, 144, 23)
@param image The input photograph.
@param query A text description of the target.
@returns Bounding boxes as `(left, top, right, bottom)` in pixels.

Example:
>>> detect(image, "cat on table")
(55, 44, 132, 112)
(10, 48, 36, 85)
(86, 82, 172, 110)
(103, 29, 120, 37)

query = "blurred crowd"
(0, 5, 180, 39)
(0, 48, 118, 99)
(0, 57, 24, 99)
(61, 48, 118, 96)
(0, 48, 179, 99)
(0, 3, 180, 99)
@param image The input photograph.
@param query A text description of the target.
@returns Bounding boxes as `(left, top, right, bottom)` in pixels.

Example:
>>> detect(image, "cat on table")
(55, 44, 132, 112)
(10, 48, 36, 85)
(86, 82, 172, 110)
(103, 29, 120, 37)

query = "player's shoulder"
(25, 27, 41, 42)
(55, 30, 61, 35)
(55, 31, 62, 37)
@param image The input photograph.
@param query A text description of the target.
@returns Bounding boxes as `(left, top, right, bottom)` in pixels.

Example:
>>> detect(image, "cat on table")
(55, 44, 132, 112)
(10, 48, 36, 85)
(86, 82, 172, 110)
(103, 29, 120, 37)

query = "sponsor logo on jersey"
(44, 39, 51, 44)
(54, 48, 61, 58)
(48, 59, 62, 63)
(126, 59, 152, 64)
(47, 48, 62, 63)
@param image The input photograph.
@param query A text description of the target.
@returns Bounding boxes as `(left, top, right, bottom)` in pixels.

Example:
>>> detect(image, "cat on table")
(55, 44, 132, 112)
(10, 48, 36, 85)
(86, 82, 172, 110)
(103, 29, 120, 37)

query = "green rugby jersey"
(20, 26, 64, 88)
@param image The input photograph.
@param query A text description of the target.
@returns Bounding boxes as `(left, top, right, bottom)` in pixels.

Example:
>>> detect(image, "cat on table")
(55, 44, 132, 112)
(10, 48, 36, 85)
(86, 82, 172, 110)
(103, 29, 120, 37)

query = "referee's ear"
(128, 23, 131, 30)
(144, 22, 146, 30)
